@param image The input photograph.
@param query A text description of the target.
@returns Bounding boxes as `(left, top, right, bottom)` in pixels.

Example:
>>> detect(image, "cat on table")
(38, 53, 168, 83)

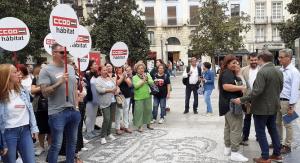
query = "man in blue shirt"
(276, 49, 300, 154)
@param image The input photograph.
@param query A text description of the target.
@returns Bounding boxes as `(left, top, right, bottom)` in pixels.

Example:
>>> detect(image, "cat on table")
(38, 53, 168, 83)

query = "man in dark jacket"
(233, 50, 283, 163)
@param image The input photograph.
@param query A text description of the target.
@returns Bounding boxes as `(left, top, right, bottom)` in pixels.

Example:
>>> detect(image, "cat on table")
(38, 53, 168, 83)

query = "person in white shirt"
(0, 64, 39, 163)
(240, 52, 259, 143)
(277, 49, 300, 154)
(182, 57, 202, 114)
(19, 64, 32, 93)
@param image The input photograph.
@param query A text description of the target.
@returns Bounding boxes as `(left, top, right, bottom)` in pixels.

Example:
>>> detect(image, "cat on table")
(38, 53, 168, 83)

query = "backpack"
(182, 66, 202, 85)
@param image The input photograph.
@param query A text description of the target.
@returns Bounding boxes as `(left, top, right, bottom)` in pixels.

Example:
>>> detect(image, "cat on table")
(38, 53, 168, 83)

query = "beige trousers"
(276, 101, 293, 147)
(224, 111, 243, 152)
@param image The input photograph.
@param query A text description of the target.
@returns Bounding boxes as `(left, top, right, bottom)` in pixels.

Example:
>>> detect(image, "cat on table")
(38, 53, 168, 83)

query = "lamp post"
(165, 41, 168, 63)
(160, 39, 163, 61)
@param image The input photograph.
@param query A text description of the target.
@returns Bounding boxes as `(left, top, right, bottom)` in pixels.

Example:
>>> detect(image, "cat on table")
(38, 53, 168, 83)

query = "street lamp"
(165, 41, 168, 63)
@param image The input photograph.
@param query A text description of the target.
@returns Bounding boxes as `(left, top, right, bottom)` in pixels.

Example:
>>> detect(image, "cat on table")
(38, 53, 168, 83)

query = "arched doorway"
(166, 37, 181, 64)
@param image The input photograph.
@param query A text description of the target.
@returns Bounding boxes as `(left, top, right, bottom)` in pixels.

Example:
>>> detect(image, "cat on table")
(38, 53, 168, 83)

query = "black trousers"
(243, 113, 252, 140)
(185, 84, 198, 111)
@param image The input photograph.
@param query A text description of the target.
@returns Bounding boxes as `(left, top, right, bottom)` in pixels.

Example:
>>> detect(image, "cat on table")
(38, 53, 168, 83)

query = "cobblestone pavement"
(35, 74, 300, 163)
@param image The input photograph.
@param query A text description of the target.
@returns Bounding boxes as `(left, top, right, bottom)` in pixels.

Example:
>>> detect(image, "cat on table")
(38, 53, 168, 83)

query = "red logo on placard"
(112, 50, 127, 56)
(0, 28, 27, 36)
(76, 35, 89, 43)
(15, 105, 25, 109)
(46, 39, 56, 45)
(52, 16, 77, 28)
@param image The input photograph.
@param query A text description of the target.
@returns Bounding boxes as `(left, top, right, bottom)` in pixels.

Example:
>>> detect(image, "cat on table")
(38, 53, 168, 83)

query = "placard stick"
(77, 58, 83, 93)
(13, 51, 18, 70)
(64, 47, 69, 102)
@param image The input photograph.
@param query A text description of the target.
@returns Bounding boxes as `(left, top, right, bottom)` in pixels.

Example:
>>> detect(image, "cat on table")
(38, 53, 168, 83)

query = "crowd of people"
(0, 43, 173, 163)
(0, 45, 299, 163)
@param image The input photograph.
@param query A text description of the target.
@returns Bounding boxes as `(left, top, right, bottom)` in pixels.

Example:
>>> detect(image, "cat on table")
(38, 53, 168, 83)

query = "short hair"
(134, 62, 146, 72)
(203, 62, 211, 69)
(248, 52, 258, 59)
(279, 49, 293, 59)
(257, 50, 273, 62)
(51, 43, 62, 51)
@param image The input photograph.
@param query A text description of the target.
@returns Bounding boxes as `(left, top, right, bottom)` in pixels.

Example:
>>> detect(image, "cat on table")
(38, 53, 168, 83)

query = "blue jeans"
(253, 114, 281, 159)
(47, 108, 81, 163)
(204, 89, 213, 113)
(2, 125, 35, 163)
(243, 113, 252, 140)
(152, 96, 166, 119)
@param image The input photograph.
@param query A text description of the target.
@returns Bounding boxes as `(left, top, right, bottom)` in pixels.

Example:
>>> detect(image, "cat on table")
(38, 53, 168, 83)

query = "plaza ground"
(36, 75, 300, 163)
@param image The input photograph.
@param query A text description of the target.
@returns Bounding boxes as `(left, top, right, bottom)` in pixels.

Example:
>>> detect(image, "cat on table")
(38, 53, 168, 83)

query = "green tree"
(0, 0, 55, 64)
(278, 0, 300, 48)
(190, 0, 250, 64)
(87, 0, 150, 63)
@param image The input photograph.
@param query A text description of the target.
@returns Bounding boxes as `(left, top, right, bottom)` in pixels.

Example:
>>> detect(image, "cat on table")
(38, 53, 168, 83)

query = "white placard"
(109, 42, 129, 67)
(49, 4, 79, 46)
(68, 25, 92, 58)
(0, 17, 30, 51)
(74, 55, 89, 71)
(43, 33, 56, 55)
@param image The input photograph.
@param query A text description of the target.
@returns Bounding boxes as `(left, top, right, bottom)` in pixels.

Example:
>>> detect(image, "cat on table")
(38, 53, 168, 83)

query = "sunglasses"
(54, 51, 69, 55)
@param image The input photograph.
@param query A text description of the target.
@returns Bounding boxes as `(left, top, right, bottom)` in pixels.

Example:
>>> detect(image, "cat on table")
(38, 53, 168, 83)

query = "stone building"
(243, 0, 292, 62)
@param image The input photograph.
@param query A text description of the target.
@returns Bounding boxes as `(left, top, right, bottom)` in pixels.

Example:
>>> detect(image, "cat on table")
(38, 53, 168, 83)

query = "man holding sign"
(39, 43, 81, 163)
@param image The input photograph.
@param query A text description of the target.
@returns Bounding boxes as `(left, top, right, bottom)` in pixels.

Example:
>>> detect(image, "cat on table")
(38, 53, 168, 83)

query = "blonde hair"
(134, 62, 146, 72)
(0, 64, 20, 103)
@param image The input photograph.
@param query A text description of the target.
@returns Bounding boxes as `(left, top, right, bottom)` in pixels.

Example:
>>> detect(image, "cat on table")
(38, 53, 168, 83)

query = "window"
(272, 2, 282, 19)
(272, 27, 281, 41)
(255, 2, 265, 19)
(256, 26, 265, 42)
(231, 4, 240, 17)
(145, 7, 155, 26)
(167, 6, 177, 25)
(167, 37, 180, 45)
(189, 6, 198, 25)
(147, 31, 155, 45)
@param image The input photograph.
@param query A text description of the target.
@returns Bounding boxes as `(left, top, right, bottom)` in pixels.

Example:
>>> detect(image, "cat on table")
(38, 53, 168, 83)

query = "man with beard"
(240, 52, 259, 144)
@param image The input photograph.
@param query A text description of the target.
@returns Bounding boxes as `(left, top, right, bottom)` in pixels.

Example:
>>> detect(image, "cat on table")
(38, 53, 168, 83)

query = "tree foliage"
(278, 0, 300, 48)
(190, 0, 250, 58)
(0, 0, 55, 64)
(87, 0, 150, 63)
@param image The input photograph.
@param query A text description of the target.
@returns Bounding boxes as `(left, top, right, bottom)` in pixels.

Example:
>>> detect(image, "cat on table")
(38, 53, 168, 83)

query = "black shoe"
(242, 137, 249, 142)
(239, 141, 249, 146)
(183, 110, 189, 114)
(193, 110, 198, 114)
(94, 125, 101, 130)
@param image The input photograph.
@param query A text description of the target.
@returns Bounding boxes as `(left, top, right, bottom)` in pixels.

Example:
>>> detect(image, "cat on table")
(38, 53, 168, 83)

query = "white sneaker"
(150, 119, 156, 124)
(108, 134, 116, 141)
(224, 147, 231, 156)
(100, 138, 107, 144)
(158, 118, 165, 124)
(230, 152, 248, 162)
(81, 147, 88, 151)
(35, 146, 45, 156)
(83, 137, 89, 144)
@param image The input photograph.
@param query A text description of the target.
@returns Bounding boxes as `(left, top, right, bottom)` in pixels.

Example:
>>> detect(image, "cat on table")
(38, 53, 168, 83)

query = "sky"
(240, 0, 248, 13)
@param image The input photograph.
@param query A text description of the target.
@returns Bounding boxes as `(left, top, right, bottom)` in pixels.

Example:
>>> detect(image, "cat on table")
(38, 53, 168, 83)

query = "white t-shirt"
(249, 67, 259, 90)
(6, 91, 30, 129)
(189, 66, 199, 84)
(21, 77, 32, 92)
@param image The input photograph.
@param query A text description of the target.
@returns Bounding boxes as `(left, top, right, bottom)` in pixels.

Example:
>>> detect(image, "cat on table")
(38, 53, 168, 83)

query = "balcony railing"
(272, 36, 281, 42)
(255, 36, 266, 42)
(254, 17, 268, 24)
(271, 16, 284, 24)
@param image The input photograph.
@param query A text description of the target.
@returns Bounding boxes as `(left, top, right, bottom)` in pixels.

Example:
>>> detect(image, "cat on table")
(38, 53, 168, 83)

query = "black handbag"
(149, 84, 159, 95)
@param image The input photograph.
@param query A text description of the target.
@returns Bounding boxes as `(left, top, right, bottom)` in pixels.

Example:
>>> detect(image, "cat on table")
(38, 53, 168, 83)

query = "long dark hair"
(218, 54, 237, 89)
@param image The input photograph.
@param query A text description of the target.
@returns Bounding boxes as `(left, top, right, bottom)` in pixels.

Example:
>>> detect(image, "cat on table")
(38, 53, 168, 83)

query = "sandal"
(138, 127, 143, 132)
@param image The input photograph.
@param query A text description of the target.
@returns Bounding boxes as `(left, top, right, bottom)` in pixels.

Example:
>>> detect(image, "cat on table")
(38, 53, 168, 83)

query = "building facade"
(243, 0, 292, 58)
